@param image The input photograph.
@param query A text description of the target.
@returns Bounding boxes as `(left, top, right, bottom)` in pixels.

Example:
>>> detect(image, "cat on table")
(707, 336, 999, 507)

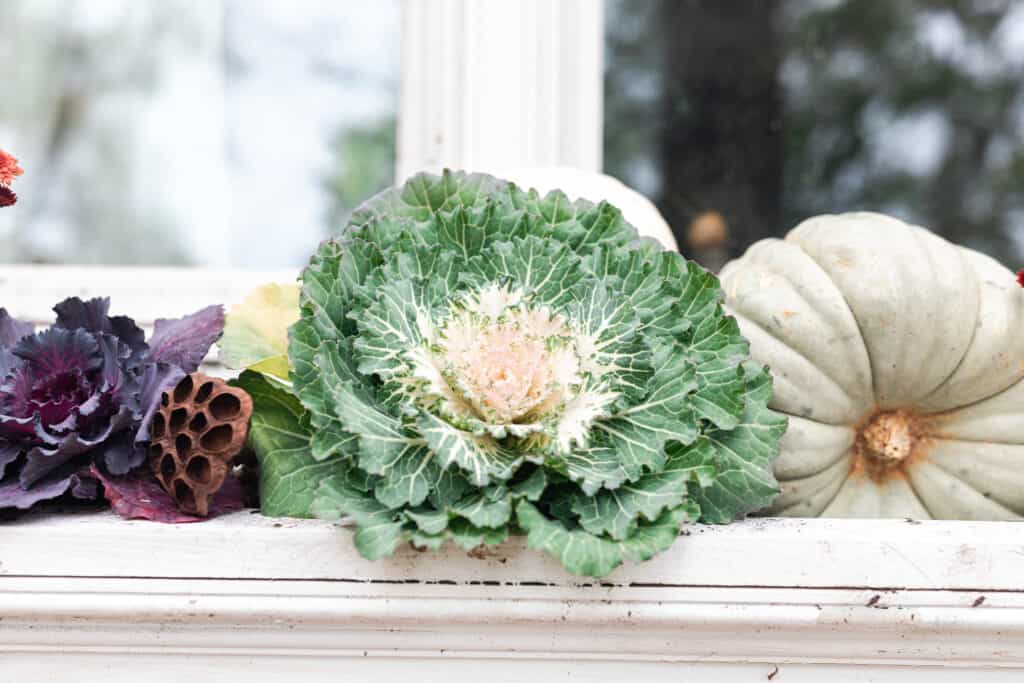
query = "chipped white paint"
(1, 512, 1022, 680)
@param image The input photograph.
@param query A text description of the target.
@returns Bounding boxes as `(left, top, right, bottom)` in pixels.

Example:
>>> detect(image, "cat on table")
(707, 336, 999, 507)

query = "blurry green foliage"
(0, 0, 195, 265)
(323, 116, 396, 230)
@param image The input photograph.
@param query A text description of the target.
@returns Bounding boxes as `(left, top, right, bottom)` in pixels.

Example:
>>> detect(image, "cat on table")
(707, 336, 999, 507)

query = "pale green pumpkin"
(721, 212, 1024, 519)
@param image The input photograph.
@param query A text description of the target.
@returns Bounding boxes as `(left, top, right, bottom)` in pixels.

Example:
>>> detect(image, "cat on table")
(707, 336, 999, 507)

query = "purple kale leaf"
(0, 309, 33, 381)
(0, 298, 225, 512)
(0, 308, 33, 348)
(132, 362, 186, 443)
(0, 469, 86, 510)
(54, 297, 147, 365)
(147, 305, 225, 373)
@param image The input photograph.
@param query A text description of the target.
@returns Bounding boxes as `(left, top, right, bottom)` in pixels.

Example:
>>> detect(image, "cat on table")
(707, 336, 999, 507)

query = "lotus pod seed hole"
(148, 443, 162, 461)
(175, 434, 192, 458)
(161, 393, 169, 407)
(173, 375, 194, 403)
(173, 479, 196, 512)
(169, 408, 188, 434)
(186, 455, 212, 484)
(150, 413, 165, 439)
(200, 424, 234, 452)
(209, 393, 241, 420)
(160, 453, 176, 478)
(195, 382, 214, 404)
(189, 413, 208, 434)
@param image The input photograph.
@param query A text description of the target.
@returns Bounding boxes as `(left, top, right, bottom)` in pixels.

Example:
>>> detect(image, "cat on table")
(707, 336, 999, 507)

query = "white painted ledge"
(0, 264, 297, 377)
(0, 265, 297, 327)
(1, 513, 1022, 681)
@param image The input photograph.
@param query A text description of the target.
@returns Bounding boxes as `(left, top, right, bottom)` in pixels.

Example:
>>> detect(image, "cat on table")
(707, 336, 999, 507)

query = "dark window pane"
(605, 0, 1024, 269)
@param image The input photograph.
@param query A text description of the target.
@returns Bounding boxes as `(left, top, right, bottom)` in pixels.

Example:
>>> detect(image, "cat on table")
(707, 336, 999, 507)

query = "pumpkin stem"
(854, 410, 924, 480)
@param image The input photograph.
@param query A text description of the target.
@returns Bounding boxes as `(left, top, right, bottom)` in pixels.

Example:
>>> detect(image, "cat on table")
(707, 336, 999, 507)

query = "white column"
(397, 0, 604, 181)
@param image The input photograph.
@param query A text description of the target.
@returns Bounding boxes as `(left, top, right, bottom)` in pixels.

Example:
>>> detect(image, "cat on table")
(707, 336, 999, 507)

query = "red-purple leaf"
(91, 464, 245, 523)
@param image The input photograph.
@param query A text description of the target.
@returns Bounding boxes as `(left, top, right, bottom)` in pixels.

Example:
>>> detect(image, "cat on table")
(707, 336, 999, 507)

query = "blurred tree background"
(605, 0, 1024, 269)
(0, 1, 196, 264)
(0, 0, 398, 267)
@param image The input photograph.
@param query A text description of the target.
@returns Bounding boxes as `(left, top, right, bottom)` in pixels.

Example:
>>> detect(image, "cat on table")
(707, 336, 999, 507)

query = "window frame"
(396, 0, 604, 181)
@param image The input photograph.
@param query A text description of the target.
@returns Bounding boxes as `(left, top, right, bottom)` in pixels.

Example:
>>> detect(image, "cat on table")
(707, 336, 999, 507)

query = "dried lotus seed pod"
(147, 373, 252, 516)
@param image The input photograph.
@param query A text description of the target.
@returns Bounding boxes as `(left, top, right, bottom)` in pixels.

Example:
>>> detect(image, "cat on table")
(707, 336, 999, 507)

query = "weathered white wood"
(2, 512, 1021, 590)
(4, 658, 1020, 683)
(1, 577, 1022, 665)
(397, 0, 604, 181)
(1, 512, 1021, 679)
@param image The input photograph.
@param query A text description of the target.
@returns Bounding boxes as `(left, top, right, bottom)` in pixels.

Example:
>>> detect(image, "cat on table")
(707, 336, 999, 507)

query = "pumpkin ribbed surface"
(721, 212, 1024, 519)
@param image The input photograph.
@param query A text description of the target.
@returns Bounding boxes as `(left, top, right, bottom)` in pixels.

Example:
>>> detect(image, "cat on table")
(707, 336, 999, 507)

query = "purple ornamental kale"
(0, 298, 224, 510)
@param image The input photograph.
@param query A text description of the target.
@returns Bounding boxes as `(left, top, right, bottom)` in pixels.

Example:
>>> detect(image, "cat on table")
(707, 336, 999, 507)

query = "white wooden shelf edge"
(1, 576, 1021, 667)
(2, 511, 1020, 589)
(2, 512, 1022, 678)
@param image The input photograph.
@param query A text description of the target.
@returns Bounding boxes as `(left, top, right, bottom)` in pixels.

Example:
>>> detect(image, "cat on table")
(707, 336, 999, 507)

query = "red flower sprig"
(0, 149, 23, 185)
(1018, 269, 1024, 289)
(0, 148, 23, 207)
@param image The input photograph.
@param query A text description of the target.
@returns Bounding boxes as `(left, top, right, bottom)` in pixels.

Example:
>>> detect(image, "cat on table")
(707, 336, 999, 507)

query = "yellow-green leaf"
(220, 283, 299, 380)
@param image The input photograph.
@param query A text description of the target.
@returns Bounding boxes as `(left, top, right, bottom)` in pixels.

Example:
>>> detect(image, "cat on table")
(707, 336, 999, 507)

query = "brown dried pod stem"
(147, 372, 252, 516)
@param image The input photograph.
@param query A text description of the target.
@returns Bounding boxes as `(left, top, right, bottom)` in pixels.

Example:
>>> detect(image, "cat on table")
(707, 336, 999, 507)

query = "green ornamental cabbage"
(234, 170, 786, 577)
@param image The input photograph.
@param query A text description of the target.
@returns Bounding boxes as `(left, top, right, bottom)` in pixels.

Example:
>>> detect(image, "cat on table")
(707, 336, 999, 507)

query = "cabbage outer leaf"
(233, 371, 347, 517)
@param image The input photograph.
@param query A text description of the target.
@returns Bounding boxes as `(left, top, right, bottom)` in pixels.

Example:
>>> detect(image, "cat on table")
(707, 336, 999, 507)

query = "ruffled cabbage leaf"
(237, 170, 786, 577)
